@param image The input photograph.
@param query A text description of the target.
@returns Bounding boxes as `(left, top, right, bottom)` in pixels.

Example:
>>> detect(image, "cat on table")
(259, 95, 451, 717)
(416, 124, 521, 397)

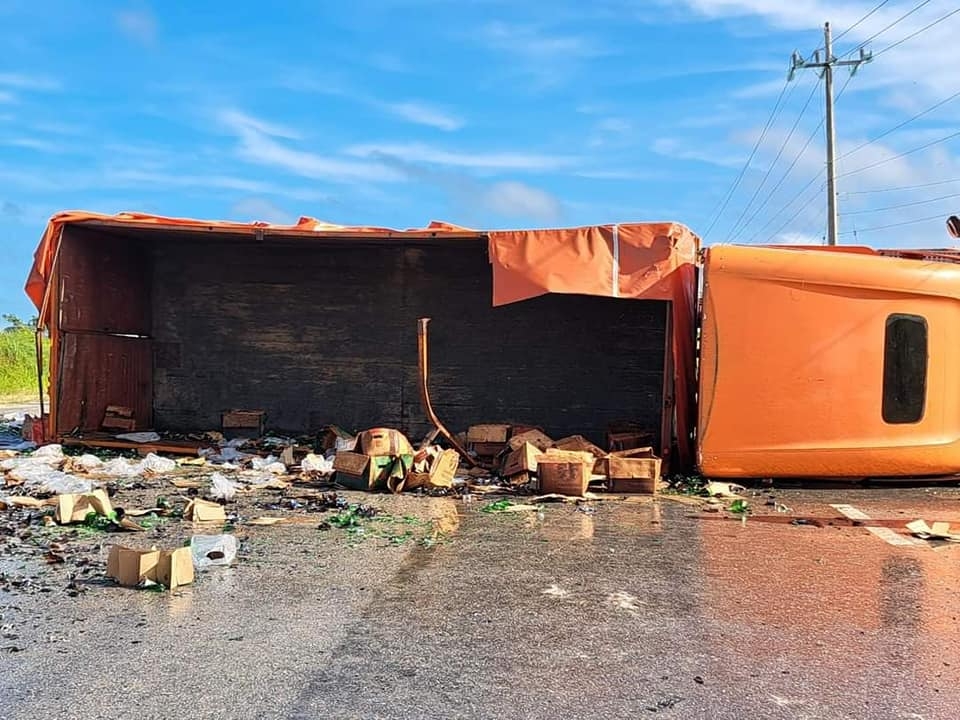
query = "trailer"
(24, 210, 959, 480)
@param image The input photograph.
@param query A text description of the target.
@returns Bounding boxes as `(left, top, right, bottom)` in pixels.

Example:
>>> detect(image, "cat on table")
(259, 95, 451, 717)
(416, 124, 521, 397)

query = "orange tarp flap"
(488, 222, 700, 468)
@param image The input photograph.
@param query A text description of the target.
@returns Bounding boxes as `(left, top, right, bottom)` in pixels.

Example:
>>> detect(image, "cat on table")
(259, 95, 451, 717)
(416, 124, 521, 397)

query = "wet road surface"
(2, 488, 959, 719)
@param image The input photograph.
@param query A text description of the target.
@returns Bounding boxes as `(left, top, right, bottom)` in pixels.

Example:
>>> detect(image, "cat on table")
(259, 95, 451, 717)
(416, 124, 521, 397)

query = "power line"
(837, 128, 960, 177)
(727, 79, 821, 242)
(736, 73, 854, 244)
(845, 190, 960, 214)
(744, 172, 822, 244)
(873, 7, 960, 57)
(836, 88, 960, 162)
(844, 177, 960, 195)
(701, 79, 794, 241)
(761, 179, 825, 243)
(840, 0, 933, 56)
(833, 0, 894, 44)
(838, 212, 944, 234)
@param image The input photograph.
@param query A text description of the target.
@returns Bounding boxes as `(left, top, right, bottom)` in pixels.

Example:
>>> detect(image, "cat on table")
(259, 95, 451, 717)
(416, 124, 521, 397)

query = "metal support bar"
(416, 318, 480, 468)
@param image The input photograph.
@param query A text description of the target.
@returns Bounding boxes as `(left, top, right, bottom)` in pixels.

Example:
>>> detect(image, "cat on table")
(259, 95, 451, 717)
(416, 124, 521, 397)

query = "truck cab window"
(882, 314, 928, 424)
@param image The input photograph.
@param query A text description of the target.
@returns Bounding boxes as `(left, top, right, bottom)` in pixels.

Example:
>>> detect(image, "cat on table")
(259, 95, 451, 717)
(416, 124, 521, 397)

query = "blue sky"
(3, 0, 960, 317)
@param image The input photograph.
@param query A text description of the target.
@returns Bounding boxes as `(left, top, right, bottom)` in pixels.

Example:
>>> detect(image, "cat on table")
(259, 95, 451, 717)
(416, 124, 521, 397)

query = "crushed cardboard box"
(502, 442, 543, 478)
(185, 498, 227, 522)
(334, 451, 413, 492)
(356, 428, 413, 457)
(56, 489, 113, 524)
(403, 448, 460, 492)
(906, 519, 960, 542)
(507, 429, 554, 453)
(466, 424, 511, 443)
(107, 545, 194, 590)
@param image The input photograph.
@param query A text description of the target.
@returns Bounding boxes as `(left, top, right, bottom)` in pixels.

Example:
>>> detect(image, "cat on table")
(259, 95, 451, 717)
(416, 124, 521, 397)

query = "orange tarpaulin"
(488, 222, 700, 467)
(25, 211, 700, 467)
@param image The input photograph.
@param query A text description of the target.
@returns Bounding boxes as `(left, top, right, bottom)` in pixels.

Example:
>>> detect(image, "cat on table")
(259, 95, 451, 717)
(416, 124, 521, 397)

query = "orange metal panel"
(698, 245, 960, 478)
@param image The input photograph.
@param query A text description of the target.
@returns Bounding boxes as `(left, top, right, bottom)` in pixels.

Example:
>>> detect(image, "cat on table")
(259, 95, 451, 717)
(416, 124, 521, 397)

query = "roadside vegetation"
(0, 314, 46, 401)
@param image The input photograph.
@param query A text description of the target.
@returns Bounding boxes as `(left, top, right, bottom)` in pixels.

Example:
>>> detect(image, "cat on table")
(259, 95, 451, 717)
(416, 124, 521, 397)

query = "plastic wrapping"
(190, 534, 238, 569)
(301, 453, 334, 474)
(209, 472, 239, 501)
(136, 453, 176, 475)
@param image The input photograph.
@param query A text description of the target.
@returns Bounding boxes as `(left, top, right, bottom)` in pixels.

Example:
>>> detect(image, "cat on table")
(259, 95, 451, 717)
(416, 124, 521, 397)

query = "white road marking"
(830, 504, 927, 547)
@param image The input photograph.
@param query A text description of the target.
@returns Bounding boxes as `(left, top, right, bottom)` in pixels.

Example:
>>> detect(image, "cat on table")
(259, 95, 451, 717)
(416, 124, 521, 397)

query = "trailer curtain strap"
(612, 224, 620, 298)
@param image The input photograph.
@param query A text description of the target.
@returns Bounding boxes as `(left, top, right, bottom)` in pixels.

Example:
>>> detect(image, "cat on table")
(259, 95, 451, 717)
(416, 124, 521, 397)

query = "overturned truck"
(23, 211, 960, 480)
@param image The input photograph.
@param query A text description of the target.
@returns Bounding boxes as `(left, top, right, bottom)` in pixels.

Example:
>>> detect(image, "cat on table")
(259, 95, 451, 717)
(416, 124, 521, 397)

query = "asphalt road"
(2, 488, 959, 719)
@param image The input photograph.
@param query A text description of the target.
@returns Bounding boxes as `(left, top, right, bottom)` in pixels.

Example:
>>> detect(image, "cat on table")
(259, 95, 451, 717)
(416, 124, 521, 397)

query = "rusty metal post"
(417, 318, 478, 467)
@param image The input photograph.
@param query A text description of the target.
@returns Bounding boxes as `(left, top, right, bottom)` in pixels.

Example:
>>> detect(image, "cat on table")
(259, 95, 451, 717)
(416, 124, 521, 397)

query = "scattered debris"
(706, 481, 746, 498)
(301, 453, 333, 475)
(607, 591, 642, 612)
(209, 472, 240, 502)
(728, 499, 750, 514)
(480, 500, 540, 514)
(906, 519, 960, 542)
(190, 534, 238, 569)
(541, 584, 570, 598)
(185, 499, 227, 523)
(115, 432, 162, 443)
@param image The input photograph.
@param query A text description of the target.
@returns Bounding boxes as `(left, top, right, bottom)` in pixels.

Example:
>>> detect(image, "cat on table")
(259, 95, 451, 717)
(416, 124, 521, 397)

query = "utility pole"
(789, 22, 871, 245)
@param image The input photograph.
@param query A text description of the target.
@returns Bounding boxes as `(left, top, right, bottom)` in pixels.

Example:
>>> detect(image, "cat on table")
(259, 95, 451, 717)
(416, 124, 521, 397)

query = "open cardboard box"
(56, 489, 113, 524)
(404, 448, 460, 491)
(107, 545, 194, 590)
(334, 451, 413, 492)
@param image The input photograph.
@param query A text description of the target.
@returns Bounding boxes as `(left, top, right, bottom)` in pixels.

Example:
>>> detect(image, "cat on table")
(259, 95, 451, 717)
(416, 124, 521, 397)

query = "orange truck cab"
(697, 244, 960, 479)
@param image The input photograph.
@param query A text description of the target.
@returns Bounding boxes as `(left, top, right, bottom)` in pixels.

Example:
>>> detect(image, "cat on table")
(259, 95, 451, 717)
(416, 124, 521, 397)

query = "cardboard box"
(610, 446, 655, 459)
(607, 431, 653, 453)
(538, 457, 592, 497)
(107, 545, 194, 590)
(507, 429, 554, 452)
(405, 449, 460, 491)
(470, 441, 507, 459)
(553, 435, 606, 459)
(320, 425, 356, 452)
(356, 428, 413, 457)
(502, 442, 543, 477)
(156, 548, 195, 590)
(184, 498, 227, 523)
(466, 424, 511, 443)
(607, 456, 661, 494)
(56, 489, 113, 524)
(334, 451, 413, 492)
(221, 409, 265, 436)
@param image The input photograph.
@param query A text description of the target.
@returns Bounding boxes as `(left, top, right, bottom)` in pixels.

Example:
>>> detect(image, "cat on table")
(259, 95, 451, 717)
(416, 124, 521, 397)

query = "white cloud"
(675, 0, 960, 98)
(218, 108, 403, 183)
(383, 101, 464, 131)
(218, 109, 301, 140)
(1, 137, 59, 152)
(481, 181, 563, 222)
(116, 7, 158, 46)
(476, 21, 609, 89)
(0, 73, 59, 91)
(480, 21, 604, 58)
(588, 117, 634, 148)
(346, 142, 575, 171)
(651, 137, 745, 168)
(277, 78, 464, 131)
(773, 231, 822, 244)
